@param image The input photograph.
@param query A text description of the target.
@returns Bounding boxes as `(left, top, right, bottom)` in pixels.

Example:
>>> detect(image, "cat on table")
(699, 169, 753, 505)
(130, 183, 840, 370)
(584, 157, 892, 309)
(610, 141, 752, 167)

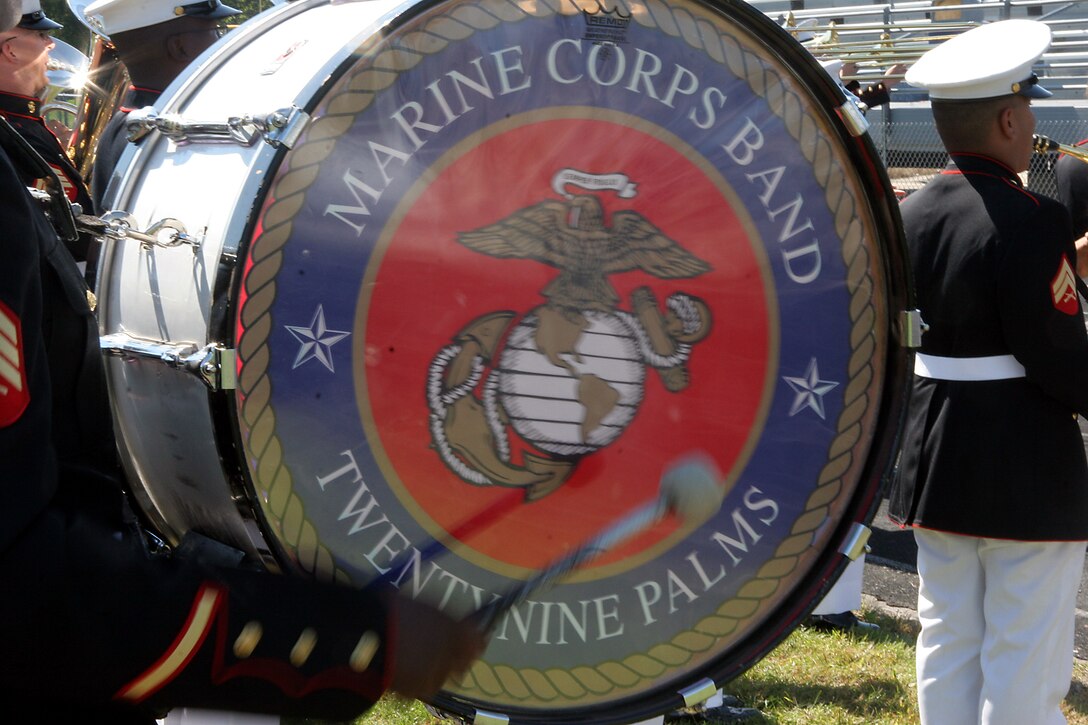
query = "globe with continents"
(497, 305, 645, 456)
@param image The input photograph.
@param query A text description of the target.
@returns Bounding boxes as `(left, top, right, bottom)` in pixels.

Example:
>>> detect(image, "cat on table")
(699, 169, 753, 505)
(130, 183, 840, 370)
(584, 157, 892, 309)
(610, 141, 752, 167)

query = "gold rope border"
(235, 0, 883, 703)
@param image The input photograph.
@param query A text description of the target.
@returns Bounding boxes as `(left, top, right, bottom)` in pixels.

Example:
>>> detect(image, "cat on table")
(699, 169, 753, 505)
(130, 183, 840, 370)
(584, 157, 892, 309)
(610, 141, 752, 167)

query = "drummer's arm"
(119, 563, 484, 720)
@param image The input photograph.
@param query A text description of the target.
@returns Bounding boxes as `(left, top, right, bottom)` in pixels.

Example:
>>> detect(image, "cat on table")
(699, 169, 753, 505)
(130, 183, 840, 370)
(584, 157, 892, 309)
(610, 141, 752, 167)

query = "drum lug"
(833, 98, 869, 137)
(898, 309, 926, 348)
(126, 104, 310, 150)
(838, 522, 872, 561)
(679, 677, 719, 707)
(101, 332, 237, 391)
(471, 710, 509, 725)
(263, 106, 309, 149)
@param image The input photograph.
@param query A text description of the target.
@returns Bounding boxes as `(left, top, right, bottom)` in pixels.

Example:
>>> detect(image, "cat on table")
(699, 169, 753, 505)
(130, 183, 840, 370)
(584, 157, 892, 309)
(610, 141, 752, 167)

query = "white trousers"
(914, 529, 1085, 725)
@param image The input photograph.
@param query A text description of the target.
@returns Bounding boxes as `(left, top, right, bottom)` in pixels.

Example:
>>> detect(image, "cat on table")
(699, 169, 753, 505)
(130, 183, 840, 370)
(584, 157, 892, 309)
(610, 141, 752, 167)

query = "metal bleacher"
(747, 0, 1088, 195)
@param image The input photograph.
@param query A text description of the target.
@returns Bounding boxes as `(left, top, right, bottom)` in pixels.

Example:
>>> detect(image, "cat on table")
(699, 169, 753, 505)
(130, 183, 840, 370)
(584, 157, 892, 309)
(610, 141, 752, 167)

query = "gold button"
(290, 627, 318, 668)
(350, 631, 380, 673)
(233, 621, 262, 659)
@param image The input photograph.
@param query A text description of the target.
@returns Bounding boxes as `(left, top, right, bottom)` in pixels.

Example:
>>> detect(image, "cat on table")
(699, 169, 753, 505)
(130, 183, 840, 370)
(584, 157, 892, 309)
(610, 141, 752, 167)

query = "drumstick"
(472, 453, 726, 632)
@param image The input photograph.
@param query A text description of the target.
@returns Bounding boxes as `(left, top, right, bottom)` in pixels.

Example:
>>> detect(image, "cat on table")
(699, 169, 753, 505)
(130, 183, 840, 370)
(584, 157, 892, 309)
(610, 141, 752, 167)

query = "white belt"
(914, 353, 1025, 381)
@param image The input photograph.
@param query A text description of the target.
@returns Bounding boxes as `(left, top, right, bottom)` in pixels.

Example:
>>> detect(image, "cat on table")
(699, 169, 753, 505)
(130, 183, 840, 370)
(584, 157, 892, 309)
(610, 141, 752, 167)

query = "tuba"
(40, 37, 89, 148)
(61, 0, 130, 180)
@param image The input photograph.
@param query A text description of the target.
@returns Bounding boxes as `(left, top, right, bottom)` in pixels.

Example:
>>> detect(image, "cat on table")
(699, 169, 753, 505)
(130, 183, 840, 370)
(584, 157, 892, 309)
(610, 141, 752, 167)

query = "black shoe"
(804, 611, 880, 633)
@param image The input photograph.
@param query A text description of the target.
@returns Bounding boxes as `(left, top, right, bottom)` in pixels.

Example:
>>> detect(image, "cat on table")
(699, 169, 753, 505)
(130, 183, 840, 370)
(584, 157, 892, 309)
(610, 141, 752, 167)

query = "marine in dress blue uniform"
(0, 110, 395, 722)
(889, 19, 1088, 725)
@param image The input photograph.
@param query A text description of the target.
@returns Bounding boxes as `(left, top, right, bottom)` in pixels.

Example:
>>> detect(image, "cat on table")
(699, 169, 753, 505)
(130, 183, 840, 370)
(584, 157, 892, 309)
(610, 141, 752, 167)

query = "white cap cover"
(83, 0, 240, 38)
(905, 19, 1052, 100)
(19, 0, 61, 29)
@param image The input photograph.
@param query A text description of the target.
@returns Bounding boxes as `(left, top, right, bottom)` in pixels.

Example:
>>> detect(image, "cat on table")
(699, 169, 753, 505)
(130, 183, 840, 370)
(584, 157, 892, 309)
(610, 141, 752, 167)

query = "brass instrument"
(40, 38, 89, 149)
(1032, 134, 1088, 165)
(62, 0, 131, 180)
(67, 36, 129, 180)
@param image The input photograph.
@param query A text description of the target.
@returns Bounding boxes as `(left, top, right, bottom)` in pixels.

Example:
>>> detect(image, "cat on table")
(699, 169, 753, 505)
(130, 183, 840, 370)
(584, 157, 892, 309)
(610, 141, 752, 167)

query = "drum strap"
(914, 353, 1026, 381)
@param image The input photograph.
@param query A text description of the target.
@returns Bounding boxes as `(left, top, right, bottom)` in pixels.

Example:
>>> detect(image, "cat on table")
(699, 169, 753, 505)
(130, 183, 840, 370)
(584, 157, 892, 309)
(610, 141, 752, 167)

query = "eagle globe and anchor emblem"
(427, 169, 714, 501)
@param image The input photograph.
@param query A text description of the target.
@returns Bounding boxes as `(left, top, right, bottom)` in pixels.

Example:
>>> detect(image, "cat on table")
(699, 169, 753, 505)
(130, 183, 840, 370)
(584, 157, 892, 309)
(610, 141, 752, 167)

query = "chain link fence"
(866, 117, 1088, 198)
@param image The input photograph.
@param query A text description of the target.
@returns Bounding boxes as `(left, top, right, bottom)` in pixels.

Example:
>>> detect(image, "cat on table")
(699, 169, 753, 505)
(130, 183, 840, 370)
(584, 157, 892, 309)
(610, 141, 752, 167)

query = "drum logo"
(580, 0, 632, 49)
(427, 169, 713, 500)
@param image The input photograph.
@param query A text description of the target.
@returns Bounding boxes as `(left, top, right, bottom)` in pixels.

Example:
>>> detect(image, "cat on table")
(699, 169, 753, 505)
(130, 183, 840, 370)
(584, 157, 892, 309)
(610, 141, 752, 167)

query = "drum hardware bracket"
(679, 677, 719, 707)
(838, 522, 872, 561)
(898, 309, 926, 348)
(126, 105, 310, 149)
(99, 211, 203, 252)
(101, 332, 237, 391)
(471, 710, 510, 725)
(833, 99, 869, 138)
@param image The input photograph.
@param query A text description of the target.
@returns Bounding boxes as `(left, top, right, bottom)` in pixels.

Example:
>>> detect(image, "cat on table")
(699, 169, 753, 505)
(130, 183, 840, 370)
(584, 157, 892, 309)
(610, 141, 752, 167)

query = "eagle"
(457, 195, 711, 311)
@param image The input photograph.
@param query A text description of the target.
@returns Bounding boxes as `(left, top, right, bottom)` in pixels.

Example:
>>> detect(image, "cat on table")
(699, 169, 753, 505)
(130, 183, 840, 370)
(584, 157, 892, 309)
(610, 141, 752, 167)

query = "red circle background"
(360, 117, 772, 571)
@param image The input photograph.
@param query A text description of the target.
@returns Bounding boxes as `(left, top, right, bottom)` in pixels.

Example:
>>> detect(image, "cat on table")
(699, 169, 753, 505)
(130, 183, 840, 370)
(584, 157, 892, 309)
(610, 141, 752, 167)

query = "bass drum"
(98, 0, 912, 721)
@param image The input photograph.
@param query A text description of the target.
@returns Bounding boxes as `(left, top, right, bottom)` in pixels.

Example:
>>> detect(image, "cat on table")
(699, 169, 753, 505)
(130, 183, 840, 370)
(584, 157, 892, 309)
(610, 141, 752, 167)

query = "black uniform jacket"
(1054, 140, 1088, 237)
(0, 125, 393, 721)
(0, 89, 94, 216)
(91, 85, 161, 211)
(889, 153, 1088, 541)
(0, 90, 95, 263)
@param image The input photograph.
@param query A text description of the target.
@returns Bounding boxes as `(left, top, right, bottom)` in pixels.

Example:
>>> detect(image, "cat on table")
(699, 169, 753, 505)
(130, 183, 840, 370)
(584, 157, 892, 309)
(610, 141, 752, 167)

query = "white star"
(284, 305, 350, 372)
(783, 358, 839, 419)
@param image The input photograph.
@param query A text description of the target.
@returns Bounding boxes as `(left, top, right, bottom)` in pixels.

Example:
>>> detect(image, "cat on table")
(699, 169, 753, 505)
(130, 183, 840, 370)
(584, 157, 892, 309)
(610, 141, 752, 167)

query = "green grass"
(299, 608, 1088, 724)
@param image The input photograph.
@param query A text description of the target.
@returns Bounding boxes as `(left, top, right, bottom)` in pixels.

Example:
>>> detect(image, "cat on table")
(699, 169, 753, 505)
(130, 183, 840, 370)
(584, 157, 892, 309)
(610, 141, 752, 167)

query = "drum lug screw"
(679, 677, 720, 707)
(839, 522, 872, 561)
(898, 309, 926, 348)
(100, 332, 237, 391)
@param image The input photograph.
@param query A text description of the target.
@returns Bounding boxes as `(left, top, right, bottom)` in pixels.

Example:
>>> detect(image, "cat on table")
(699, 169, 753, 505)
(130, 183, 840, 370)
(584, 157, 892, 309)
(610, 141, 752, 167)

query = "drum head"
(229, 0, 910, 720)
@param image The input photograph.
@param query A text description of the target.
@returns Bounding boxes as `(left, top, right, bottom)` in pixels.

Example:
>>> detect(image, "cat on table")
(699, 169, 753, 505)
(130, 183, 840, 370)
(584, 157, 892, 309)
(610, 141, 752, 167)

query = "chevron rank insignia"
(0, 300, 29, 427)
(1051, 256, 1079, 315)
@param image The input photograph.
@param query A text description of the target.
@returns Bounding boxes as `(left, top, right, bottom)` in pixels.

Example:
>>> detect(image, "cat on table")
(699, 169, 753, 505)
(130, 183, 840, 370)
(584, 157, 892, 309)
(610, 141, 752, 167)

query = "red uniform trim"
(114, 584, 224, 702)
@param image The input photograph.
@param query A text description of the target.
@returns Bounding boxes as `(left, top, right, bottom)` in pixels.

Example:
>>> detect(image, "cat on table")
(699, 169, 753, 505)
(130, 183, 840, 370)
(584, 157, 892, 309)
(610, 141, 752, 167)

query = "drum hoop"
(233, 0, 908, 710)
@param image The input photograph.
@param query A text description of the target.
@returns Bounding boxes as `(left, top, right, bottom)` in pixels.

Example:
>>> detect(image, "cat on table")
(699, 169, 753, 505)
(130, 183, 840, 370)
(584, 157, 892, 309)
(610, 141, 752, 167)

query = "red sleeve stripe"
(114, 584, 223, 703)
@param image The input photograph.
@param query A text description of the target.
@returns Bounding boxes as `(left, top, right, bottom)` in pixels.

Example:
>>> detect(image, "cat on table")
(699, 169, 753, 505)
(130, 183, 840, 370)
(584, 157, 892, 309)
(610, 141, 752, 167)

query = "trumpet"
(1032, 134, 1088, 165)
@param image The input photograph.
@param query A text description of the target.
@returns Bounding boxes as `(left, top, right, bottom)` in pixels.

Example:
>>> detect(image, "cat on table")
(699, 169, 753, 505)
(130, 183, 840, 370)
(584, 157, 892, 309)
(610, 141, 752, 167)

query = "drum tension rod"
(100, 332, 237, 391)
(126, 105, 310, 149)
